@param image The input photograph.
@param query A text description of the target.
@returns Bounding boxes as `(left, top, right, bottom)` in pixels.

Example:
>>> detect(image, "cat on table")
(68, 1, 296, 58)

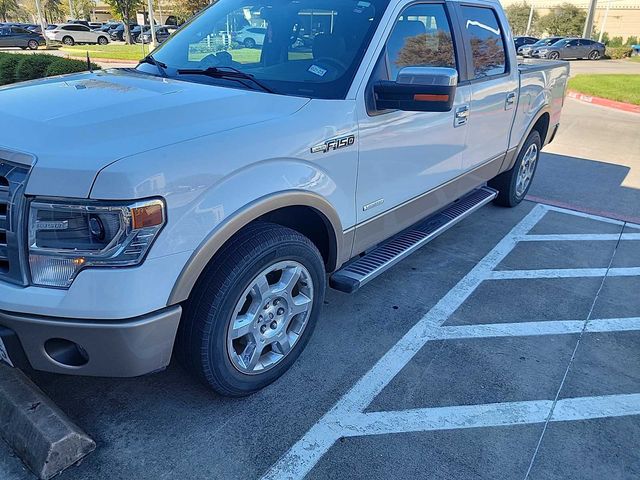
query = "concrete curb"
(567, 90, 640, 114)
(0, 365, 95, 479)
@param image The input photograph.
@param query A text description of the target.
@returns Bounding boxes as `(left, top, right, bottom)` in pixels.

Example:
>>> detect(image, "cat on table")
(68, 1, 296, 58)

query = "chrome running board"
(330, 187, 498, 293)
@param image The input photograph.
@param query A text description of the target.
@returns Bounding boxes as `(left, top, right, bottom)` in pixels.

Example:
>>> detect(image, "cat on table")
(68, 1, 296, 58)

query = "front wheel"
(27, 40, 39, 50)
(97, 36, 109, 45)
(548, 51, 560, 60)
(244, 37, 256, 49)
(489, 130, 541, 207)
(177, 222, 326, 396)
(588, 50, 601, 60)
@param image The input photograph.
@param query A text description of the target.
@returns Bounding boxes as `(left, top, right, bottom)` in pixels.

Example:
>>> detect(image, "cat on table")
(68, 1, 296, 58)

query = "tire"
(62, 36, 75, 46)
(588, 50, 601, 60)
(98, 36, 109, 45)
(489, 130, 542, 207)
(548, 51, 559, 60)
(177, 222, 326, 397)
(244, 37, 256, 49)
(27, 40, 38, 50)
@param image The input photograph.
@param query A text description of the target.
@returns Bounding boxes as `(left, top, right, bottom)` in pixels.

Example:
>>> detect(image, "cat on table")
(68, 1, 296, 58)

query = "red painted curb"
(567, 90, 640, 114)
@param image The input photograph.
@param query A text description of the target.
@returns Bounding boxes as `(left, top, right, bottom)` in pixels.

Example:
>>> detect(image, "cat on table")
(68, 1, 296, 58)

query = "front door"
(356, 1, 470, 229)
(458, 4, 517, 170)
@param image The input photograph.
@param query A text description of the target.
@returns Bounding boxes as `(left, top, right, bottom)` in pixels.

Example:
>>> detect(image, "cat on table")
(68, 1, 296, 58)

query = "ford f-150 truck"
(0, 0, 568, 396)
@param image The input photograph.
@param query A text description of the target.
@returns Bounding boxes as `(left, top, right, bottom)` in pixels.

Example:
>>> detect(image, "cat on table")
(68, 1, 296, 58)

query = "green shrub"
(0, 54, 22, 85)
(626, 36, 638, 47)
(45, 57, 99, 77)
(14, 54, 58, 82)
(605, 46, 633, 59)
(608, 36, 624, 47)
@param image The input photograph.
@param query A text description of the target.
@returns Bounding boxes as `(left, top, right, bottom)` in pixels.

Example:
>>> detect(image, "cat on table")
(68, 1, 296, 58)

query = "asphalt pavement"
(1, 74, 639, 480)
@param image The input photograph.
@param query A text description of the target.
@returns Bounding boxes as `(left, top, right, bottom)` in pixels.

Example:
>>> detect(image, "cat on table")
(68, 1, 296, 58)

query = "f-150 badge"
(311, 135, 356, 154)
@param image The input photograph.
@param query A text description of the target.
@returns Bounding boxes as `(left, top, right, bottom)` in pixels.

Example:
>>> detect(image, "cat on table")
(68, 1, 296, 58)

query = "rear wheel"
(62, 36, 75, 46)
(98, 36, 109, 45)
(588, 50, 601, 60)
(177, 222, 326, 397)
(244, 37, 256, 49)
(27, 40, 39, 50)
(489, 130, 542, 207)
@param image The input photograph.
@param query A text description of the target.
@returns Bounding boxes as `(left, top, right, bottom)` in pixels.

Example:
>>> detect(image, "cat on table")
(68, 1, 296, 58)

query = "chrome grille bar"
(0, 159, 31, 285)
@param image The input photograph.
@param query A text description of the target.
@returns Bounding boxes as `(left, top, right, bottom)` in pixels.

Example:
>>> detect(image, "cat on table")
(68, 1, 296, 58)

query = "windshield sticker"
(308, 65, 327, 77)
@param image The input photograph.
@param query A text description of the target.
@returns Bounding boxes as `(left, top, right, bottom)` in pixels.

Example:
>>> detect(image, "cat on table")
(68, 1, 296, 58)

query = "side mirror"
(373, 66, 458, 113)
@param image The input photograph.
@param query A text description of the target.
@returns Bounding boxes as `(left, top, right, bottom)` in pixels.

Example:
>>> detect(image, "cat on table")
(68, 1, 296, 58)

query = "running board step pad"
(330, 187, 498, 293)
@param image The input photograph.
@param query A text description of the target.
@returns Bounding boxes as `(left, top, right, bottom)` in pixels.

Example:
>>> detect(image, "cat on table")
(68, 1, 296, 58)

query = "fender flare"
(503, 105, 552, 172)
(168, 190, 344, 305)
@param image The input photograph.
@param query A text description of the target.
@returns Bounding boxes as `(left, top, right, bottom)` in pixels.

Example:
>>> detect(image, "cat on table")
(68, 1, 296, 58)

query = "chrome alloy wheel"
(227, 261, 314, 374)
(516, 143, 538, 198)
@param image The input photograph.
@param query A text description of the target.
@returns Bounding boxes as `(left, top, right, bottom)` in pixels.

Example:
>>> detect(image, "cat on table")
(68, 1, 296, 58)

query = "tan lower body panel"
(350, 155, 504, 257)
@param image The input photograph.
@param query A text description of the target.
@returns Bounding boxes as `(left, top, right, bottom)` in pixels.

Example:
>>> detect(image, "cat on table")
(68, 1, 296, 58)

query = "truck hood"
(0, 69, 310, 198)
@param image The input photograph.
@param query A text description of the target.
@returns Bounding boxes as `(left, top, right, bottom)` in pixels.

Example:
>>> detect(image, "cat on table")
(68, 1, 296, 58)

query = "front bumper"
(0, 306, 181, 377)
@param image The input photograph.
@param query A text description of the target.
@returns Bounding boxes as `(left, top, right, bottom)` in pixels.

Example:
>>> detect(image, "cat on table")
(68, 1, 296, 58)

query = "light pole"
(526, 4, 534, 35)
(583, 0, 598, 39)
(34, 0, 50, 48)
(68, 0, 74, 19)
(147, 0, 158, 48)
(598, 0, 611, 43)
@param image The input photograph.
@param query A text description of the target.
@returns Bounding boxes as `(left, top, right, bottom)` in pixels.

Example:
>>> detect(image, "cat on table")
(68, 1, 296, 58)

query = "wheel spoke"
(275, 266, 302, 295)
(290, 293, 312, 317)
(230, 313, 255, 340)
(240, 341, 263, 370)
(252, 274, 271, 302)
(272, 334, 292, 356)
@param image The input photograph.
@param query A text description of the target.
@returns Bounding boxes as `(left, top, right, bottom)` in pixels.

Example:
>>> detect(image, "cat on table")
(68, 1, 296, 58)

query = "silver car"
(534, 38, 605, 60)
(518, 36, 563, 57)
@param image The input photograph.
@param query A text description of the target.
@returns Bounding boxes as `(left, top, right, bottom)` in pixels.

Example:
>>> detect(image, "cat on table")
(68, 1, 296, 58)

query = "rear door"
(457, 3, 517, 170)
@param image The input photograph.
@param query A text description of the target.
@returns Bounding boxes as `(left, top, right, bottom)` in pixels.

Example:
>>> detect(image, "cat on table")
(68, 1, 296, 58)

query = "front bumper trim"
(0, 306, 181, 377)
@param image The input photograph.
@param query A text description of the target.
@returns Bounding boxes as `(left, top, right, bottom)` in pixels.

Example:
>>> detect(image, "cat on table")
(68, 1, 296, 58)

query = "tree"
(105, 0, 143, 44)
(70, 0, 97, 20)
(0, 0, 19, 22)
(505, 1, 538, 36)
(43, 0, 65, 22)
(170, 0, 209, 23)
(538, 3, 587, 37)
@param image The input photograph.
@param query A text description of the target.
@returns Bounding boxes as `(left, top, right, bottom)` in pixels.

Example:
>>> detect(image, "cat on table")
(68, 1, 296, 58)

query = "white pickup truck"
(0, 0, 568, 396)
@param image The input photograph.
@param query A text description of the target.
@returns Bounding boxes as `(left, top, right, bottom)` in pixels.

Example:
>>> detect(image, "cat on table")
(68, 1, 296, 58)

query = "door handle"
(454, 105, 469, 127)
(505, 92, 516, 110)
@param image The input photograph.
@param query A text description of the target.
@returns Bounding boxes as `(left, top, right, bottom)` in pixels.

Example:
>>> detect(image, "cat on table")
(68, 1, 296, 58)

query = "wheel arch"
(502, 107, 551, 172)
(168, 190, 344, 305)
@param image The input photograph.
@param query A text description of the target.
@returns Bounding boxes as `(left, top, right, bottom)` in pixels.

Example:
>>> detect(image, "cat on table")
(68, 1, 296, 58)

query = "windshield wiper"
(176, 66, 275, 94)
(139, 54, 168, 78)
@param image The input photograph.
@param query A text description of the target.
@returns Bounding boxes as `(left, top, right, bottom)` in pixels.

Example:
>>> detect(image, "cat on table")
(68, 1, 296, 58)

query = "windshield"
(145, 0, 388, 99)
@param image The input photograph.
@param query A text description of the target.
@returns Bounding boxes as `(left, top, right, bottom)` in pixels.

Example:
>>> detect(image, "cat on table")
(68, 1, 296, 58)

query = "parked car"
(109, 23, 139, 41)
(137, 25, 175, 44)
(514, 36, 538, 51)
(0, 0, 569, 397)
(45, 23, 110, 45)
(233, 25, 266, 48)
(89, 22, 104, 30)
(533, 37, 605, 60)
(0, 25, 45, 50)
(518, 36, 563, 57)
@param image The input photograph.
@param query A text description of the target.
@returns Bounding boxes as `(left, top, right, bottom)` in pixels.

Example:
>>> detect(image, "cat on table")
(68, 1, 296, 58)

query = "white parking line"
(545, 205, 628, 227)
(489, 267, 640, 280)
(333, 394, 640, 437)
(262, 204, 639, 480)
(521, 233, 640, 241)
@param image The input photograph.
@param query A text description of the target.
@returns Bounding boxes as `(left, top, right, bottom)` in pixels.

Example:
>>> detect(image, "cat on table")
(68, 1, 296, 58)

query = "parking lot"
(2, 83, 640, 479)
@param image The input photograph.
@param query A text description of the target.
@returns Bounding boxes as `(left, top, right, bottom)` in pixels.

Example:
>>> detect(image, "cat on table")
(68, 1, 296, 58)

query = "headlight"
(28, 198, 165, 288)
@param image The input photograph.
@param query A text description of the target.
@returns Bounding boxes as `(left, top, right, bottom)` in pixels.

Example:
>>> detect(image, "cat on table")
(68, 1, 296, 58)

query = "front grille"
(0, 159, 30, 285)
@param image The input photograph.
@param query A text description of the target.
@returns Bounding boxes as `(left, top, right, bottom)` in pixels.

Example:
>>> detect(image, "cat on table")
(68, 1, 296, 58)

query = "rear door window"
(460, 6, 507, 79)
